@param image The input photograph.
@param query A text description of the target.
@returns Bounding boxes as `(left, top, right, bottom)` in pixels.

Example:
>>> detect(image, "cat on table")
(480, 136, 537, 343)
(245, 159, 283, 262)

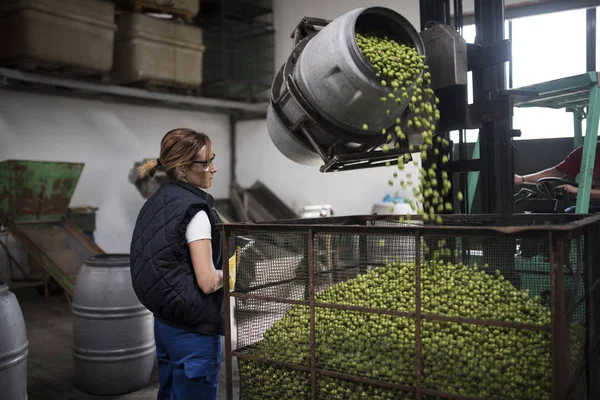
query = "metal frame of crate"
(222, 213, 600, 400)
(197, 0, 275, 102)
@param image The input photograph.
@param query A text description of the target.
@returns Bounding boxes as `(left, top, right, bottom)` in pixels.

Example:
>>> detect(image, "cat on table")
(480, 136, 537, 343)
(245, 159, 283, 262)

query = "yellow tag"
(228, 246, 240, 290)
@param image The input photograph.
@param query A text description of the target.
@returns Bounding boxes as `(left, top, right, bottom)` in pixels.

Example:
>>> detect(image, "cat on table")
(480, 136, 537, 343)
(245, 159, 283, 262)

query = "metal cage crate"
(222, 214, 600, 400)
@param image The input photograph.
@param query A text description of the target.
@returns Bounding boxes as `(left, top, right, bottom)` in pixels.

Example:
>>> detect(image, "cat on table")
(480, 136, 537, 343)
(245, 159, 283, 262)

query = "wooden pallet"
(114, 0, 196, 23)
(124, 79, 203, 96)
(0, 58, 110, 83)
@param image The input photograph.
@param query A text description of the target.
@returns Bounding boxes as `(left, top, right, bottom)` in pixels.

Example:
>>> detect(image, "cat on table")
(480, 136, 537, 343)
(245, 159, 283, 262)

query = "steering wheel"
(536, 177, 578, 198)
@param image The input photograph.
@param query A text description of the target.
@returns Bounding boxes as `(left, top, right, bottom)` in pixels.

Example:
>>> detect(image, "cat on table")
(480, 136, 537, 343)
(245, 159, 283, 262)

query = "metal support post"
(467, 138, 480, 212)
(473, 0, 514, 215)
(575, 83, 600, 214)
(230, 115, 237, 186)
(573, 107, 585, 149)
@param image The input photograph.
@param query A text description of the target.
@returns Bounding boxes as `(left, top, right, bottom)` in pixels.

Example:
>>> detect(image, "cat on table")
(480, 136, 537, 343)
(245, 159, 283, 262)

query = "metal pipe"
(229, 115, 237, 186)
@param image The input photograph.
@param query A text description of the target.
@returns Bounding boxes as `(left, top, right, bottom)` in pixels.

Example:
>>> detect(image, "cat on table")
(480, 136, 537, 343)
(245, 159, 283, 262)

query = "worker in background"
(129, 128, 223, 400)
(514, 141, 600, 213)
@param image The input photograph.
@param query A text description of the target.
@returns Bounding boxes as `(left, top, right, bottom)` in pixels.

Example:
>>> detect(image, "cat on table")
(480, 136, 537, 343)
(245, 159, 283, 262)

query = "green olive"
(300, 40, 562, 392)
(356, 32, 446, 223)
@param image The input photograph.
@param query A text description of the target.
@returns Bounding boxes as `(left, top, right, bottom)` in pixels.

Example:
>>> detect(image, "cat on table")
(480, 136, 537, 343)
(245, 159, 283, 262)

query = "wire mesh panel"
(198, 0, 274, 101)
(584, 221, 600, 400)
(222, 214, 600, 400)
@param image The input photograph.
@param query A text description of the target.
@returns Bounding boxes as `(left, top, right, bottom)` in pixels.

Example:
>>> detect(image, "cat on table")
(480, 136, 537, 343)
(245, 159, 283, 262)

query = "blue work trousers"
(154, 318, 222, 400)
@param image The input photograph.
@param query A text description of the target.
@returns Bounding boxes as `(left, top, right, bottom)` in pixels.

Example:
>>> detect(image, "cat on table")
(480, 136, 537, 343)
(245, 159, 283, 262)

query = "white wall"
(236, 119, 422, 215)
(0, 89, 229, 282)
(236, 0, 423, 217)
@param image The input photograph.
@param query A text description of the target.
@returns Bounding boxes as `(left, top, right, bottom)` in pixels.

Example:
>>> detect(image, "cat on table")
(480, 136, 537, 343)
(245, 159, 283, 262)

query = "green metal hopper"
(0, 160, 104, 295)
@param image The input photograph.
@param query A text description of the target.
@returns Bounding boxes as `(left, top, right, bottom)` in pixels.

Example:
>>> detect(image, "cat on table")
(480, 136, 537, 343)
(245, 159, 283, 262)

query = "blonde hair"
(138, 128, 212, 181)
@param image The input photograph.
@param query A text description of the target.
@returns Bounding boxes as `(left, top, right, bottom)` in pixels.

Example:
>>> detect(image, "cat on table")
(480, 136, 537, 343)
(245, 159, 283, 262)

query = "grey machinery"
(266, 0, 515, 217)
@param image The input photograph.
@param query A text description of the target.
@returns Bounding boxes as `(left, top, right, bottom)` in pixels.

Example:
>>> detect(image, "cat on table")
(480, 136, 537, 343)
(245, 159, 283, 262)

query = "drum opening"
(352, 7, 425, 77)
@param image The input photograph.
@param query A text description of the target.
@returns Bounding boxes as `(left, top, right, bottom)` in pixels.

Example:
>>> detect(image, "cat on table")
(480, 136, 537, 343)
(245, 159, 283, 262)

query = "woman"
(129, 128, 223, 400)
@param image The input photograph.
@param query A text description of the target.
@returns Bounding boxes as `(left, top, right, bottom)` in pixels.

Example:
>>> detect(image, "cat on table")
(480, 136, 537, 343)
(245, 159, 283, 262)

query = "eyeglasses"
(191, 154, 216, 172)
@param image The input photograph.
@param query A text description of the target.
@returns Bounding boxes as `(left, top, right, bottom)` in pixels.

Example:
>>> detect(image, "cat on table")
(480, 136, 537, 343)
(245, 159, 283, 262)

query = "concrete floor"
(13, 286, 240, 400)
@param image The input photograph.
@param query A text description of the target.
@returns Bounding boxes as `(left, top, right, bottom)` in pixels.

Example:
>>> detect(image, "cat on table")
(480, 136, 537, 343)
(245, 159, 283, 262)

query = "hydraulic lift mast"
(473, 0, 515, 215)
(420, 0, 515, 215)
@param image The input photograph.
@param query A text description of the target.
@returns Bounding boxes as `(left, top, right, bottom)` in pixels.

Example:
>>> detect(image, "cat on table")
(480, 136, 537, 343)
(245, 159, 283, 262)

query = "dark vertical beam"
(453, 0, 464, 33)
(587, 7, 597, 72)
(584, 226, 595, 398)
(550, 233, 567, 400)
(474, 0, 506, 91)
(220, 1, 228, 98)
(508, 20, 513, 89)
(230, 115, 237, 186)
(473, 0, 514, 215)
(458, 130, 469, 213)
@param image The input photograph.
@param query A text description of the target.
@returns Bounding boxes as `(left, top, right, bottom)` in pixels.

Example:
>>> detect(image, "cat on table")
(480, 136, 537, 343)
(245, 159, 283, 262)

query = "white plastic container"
(372, 202, 415, 216)
(0, 0, 117, 73)
(112, 13, 205, 87)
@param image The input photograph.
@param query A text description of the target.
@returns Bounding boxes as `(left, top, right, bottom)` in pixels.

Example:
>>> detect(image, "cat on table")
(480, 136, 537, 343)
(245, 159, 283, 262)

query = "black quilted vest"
(129, 181, 224, 336)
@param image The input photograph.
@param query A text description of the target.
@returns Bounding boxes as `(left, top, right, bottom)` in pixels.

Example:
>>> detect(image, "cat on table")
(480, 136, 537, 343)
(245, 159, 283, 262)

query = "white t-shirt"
(185, 210, 212, 243)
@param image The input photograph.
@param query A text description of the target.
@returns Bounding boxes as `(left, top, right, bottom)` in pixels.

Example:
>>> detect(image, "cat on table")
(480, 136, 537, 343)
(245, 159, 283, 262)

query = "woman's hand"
(558, 184, 578, 196)
(514, 174, 525, 184)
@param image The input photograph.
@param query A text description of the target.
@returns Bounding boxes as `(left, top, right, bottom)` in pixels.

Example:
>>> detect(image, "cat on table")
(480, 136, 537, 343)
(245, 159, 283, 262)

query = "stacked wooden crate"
(0, 0, 206, 91)
(0, 0, 117, 80)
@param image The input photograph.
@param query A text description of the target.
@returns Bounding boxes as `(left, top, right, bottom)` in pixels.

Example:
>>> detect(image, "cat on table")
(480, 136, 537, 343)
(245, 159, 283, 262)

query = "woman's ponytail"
(137, 158, 160, 179)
